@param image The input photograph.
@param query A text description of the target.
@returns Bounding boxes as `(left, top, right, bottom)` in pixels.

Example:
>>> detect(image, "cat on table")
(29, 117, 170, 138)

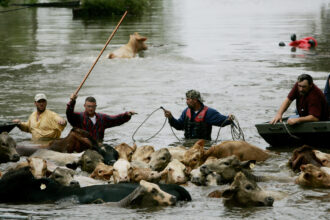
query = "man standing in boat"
(270, 74, 329, 125)
(13, 93, 67, 142)
(163, 90, 233, 140)
(66, 94, 136, 143)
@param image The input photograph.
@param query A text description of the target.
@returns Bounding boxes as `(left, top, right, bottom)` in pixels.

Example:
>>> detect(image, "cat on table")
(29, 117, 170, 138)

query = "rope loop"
(131, 107, 167, 143)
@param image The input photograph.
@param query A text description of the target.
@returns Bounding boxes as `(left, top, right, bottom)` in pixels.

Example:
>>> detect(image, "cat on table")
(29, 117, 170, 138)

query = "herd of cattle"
(0, 128, 329, 207)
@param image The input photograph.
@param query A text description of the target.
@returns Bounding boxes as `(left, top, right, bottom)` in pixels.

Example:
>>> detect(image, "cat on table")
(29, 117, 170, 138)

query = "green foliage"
(81, 0, 150, 16)
(0, 0, 10, 7)
(0, 0, 38, 7)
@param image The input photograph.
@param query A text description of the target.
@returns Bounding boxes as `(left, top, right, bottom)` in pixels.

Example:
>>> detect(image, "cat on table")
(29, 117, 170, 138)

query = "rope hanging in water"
(213, 114, 245, 144)
(282, 121, 300, 140)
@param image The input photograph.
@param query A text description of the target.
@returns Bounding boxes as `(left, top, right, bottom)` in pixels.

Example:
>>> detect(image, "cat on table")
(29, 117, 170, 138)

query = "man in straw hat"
(13, 93, 67, 142)
(164, 90, 233, 140)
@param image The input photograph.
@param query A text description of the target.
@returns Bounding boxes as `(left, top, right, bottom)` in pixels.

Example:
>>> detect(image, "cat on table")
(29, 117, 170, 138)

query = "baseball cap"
(186, 90, 204, 103)
(34, 93, 47, 102)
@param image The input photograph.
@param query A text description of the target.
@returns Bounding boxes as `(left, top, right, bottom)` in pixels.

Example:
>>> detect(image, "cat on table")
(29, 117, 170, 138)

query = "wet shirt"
(66, 100, 131, 142)
(288, 82, 329, 120)
(19, 109, 66, 141)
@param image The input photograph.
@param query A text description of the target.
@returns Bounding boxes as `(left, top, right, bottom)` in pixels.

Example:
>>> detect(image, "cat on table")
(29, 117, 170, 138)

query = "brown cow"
(132, 145, 155, 163)
(90, 162, 113, 181)
(114, 143, 137, 161)
(168, 145, 187, 162)
(107, 32, 147, 59)
(221, 172, 274, 206)
(183, 139, 206, 170)
(313, 150, 330, 167)
(289, 145, 323, 172)
(12, 157, 49, 179)
(0, 132, 20, 163)
(160, 159, 189, 185)
(129, 167, 161, 183)
(48, 128, 96, 153)
(205, 140, 269, 162)
(295, 164, 330, 188)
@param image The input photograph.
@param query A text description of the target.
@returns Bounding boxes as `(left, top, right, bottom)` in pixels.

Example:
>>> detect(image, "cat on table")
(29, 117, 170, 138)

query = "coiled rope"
(213, 114, 245, 144)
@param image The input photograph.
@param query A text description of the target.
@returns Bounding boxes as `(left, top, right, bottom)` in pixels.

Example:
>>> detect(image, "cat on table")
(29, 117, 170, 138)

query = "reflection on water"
(0, 0, 330, 219)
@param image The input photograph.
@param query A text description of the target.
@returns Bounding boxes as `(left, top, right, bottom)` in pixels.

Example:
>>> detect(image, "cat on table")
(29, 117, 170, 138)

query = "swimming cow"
(0, 132, 20, 163)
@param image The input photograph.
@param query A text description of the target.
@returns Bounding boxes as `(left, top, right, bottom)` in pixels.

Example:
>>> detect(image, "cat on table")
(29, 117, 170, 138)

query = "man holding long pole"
(66, 94, 135, 143)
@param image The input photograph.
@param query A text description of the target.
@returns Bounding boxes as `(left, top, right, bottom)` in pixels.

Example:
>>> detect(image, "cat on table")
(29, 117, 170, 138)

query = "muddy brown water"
(0, 0, 329, 219)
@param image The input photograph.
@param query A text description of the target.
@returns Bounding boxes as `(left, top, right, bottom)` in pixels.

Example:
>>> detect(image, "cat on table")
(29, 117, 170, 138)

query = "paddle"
(74, 11, 128, 96)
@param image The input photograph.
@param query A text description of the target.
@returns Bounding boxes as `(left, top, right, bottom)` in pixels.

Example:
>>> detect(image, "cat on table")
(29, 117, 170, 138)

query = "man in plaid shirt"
(66, 94, 136, 143)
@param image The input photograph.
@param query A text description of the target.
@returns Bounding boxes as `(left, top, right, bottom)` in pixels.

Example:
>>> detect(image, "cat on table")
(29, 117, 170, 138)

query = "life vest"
(289, 37, 317, 49)
(184, 106, 212, 140)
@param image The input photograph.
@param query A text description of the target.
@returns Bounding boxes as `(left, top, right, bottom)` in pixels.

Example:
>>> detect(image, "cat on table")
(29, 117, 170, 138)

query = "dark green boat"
(255, 120, 330, 148)
(0, 120, 17, 134)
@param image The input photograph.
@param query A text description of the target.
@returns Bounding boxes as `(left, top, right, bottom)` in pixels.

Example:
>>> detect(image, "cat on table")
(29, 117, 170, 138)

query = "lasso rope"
(131, 107, 168, 142)
(282, 121, 300, 140)
(213, 114, 245, 144)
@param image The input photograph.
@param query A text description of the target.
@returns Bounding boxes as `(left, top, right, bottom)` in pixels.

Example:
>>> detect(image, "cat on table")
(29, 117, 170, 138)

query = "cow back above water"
(0, 132, 20, 163)
(205, 140, 269, 162)
(48, 128, 97, 153)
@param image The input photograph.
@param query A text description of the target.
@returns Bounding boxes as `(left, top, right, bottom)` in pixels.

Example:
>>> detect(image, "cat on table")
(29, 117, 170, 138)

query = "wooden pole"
(74, 10, 128, 96)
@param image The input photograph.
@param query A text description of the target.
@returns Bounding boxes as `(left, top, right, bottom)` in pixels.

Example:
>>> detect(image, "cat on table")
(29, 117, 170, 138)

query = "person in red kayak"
(289, 34, 317, 49)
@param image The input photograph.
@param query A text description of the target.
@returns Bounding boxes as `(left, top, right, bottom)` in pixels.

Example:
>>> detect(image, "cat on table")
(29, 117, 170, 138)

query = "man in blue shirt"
(164, 90, 232, 140)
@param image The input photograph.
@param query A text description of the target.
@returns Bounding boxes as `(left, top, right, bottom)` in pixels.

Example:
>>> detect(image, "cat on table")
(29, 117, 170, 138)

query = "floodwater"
(0, 0, 330, 219)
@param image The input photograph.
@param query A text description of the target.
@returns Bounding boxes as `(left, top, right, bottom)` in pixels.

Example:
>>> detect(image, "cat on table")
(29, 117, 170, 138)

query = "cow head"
(149, 148, 171, 172)
(124, 180, 176, 207)
(90, 162, 113, 181)
(295, 164, 330, 188)
(183, 139, 205, 169)
(132, 145, 155, 163)
(0, 132, 20, 163)
(222, 172, 274, 207)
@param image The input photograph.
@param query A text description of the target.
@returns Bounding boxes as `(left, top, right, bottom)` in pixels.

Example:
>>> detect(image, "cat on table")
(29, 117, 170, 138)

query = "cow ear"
(222, 188, 237, 199)
(300, 164, 306, 171)
(131, 143, 137, 152)
(185, 166, 192, 175)
(137, 37, 147, 41)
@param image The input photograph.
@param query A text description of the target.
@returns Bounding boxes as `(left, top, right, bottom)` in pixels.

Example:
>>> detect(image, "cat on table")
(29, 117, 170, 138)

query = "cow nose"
(12, 154, 20, 162)
(265, 196, 274, 206)
(70, 180, 80, 188)
(170, 196, 176, 205)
